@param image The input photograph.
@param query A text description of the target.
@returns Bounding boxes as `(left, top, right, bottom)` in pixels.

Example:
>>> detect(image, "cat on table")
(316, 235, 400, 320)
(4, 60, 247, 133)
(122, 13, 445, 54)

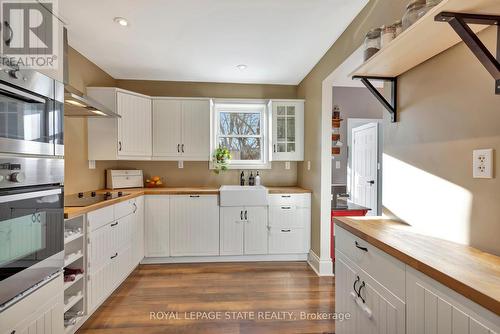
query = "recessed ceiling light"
(236, 64, 248, 71)
(113, 17, 129, 27)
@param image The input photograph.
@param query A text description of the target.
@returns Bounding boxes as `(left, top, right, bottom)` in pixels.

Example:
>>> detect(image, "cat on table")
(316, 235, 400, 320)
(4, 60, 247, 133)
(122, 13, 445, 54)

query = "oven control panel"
(0, 157, 64, 189)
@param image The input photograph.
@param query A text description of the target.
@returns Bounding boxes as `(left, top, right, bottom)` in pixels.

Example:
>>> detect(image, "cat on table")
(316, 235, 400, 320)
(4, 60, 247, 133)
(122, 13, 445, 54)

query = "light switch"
(473, 149, 493, 178)
(88, 160, 96, 169)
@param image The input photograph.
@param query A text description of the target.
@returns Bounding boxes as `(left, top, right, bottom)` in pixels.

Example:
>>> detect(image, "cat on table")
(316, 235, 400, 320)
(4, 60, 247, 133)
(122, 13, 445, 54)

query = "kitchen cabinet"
(268, 194, 311, 254)
(87, 88, 152, 160)
(220, 206, 268, 255)
(87, 199, 141, 313)
(170, 195, 219, 256)
(152, 98, 211, 161)
(145, 195, 170, 257)
(0, 274, 64, 334)
(336, 251, 405, 334)
(406, 267, 499, 334)
(270, 100, 304, 161)
(132, 196, 145, 264)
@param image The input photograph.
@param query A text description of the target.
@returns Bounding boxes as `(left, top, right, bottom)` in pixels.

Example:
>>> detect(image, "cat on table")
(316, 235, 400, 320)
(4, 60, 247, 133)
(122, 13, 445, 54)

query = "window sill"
(209, 161, 272, 170)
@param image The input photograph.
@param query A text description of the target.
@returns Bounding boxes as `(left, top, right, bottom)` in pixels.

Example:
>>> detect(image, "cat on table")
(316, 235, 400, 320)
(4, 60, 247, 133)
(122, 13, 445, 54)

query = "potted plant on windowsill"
(213, 147, 231, 175)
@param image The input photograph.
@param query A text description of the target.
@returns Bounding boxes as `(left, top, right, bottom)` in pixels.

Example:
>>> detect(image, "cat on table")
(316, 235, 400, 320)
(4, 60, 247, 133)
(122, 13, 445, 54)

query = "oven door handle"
(0, 83, 46, 104)
(0, 188, 62, 203)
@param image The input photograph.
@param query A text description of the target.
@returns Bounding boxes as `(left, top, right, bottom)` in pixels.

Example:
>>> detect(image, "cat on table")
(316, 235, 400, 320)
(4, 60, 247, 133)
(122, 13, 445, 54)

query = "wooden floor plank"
(78, 262, 335, 334)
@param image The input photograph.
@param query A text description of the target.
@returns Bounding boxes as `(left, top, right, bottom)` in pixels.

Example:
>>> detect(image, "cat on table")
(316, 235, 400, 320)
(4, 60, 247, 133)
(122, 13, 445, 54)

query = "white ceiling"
(60, 0, 368, 85)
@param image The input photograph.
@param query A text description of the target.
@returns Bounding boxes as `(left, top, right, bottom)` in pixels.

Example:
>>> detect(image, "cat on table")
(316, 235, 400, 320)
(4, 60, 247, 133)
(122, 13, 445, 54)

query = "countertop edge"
(334, 218, 500, 316)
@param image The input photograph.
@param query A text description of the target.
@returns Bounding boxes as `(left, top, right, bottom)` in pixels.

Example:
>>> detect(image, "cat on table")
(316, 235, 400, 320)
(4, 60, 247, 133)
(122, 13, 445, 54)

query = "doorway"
(351, 122, 379, 215)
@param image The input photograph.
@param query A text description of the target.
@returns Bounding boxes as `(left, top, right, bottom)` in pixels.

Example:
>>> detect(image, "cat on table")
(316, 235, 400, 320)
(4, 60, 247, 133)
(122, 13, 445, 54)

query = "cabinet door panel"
(269, 227, 306, 254)
(153, 99, 182, 158)
(145, 196, 170, 257)
(170, 195, 219, 256)
(406, 267, 499, 334)
(220, 207, 244, 255)
(117, 92, 152, 157)
(133, 196, 145, 264)
(335, 256, 358, 334)
(181, 100, 210, 160)
(272, 101, 304, 161)
(244, 207, 268, 255)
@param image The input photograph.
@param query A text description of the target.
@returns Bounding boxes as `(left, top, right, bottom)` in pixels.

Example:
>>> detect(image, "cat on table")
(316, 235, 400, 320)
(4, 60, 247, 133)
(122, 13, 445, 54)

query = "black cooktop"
(65, 191, 130, 207)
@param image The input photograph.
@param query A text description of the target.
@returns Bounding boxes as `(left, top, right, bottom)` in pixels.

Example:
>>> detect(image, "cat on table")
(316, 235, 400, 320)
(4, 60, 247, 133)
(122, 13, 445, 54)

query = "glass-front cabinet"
(270, 100, 304, 161)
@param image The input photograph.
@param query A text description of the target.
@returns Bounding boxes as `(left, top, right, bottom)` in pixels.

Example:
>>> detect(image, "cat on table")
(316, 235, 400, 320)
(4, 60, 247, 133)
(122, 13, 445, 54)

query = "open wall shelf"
(350, 0, 500, 122)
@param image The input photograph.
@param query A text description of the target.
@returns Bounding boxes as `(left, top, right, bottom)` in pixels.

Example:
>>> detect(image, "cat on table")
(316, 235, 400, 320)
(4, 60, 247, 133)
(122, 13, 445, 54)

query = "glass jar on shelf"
(402, 0, 427, 31)
(393, 20, 403, 37)
(381, 24, 396, 48)
(363, 27, 381, 61)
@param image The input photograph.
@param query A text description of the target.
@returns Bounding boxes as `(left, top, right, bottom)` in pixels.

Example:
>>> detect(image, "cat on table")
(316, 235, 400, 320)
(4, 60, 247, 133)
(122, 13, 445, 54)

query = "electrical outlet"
(178, 160, 184, 169)
(473, 149, 493, 179)
(285, 161, 291, 170)
(88, 160, 96, 169)
(335, 161, 341, 169)
(307, 161, 311, 171)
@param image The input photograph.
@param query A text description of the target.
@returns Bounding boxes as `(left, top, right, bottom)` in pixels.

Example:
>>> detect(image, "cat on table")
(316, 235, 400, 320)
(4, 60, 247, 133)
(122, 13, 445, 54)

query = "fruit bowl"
(145, 176, 164, 188)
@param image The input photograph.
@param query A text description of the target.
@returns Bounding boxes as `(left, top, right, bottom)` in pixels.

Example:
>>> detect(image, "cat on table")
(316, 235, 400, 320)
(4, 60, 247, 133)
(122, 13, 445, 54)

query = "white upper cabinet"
(116, 92, 152, 157)
(270, 100, 304, 161)
(153, 98, 211, 161)
(87, 88, 152, 160)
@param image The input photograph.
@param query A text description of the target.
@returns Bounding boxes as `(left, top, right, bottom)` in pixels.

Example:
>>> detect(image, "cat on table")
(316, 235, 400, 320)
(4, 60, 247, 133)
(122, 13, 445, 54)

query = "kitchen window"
(213, 102, 270, 169)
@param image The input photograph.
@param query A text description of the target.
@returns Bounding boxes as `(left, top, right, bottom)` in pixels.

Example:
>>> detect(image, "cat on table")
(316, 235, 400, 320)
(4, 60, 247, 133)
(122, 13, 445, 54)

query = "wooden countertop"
(64, 186, 310, 219)
(334, 217, 500, 316)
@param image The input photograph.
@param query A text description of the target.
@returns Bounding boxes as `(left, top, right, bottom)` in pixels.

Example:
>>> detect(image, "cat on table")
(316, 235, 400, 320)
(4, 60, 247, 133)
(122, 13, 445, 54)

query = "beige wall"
(298, 0, 499, 255)
(297, 0, 406, 256)
(65, 49, 298, 195)
(65, 47, 117, 195)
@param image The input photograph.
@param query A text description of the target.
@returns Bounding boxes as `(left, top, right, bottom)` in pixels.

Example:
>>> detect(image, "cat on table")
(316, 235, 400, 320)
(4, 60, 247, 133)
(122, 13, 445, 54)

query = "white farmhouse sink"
(219, 185, 269, 207)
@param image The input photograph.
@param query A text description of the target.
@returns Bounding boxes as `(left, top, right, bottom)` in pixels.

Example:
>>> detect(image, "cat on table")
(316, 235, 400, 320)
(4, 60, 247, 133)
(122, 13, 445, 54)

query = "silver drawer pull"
(281, 229, 291, 232)
(281, 195, 291, 198)
(281, 206, 292, 210)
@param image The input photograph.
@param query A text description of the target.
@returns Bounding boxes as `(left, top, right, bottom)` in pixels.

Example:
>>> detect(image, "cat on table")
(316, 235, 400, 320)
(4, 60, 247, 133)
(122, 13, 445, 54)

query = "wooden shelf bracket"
(353, 76, 398, 122)
(435, 12, 500, 94)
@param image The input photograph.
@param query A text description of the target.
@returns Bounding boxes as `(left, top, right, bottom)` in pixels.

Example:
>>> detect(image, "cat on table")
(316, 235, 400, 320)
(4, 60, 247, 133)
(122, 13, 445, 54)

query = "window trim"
(211, 102, 271, 169)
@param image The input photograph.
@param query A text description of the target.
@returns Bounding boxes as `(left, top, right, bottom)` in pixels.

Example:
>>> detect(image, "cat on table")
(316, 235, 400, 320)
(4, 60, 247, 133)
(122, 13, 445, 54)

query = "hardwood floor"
(78, 262, 335, 334)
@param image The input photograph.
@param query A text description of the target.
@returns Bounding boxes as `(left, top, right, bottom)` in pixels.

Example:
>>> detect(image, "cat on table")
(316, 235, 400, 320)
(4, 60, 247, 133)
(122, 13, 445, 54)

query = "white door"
(351, 123, 378, 215)
(170, 195, 219, 256)
(145, 196, 170, 257)
(181, 100, 211, 161)
(117, 92, 152, 158)
(220, 207, 245, 255)
(244, 207, 268, 255)
(153, 99, 183, 159)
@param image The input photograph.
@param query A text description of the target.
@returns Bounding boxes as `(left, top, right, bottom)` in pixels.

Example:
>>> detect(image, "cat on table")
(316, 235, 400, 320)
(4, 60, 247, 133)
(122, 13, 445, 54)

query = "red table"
(331, 206, 369, 261)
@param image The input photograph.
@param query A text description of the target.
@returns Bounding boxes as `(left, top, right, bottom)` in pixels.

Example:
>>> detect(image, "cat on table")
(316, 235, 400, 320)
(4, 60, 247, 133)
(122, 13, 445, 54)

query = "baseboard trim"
(307, 250, 334, 276)
(141, 254, 308, 264)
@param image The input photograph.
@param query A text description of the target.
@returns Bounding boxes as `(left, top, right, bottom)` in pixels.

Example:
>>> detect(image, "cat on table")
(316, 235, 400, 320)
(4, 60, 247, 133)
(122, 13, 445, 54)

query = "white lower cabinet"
(335, 251, 405, 334)
(132, 196, 145, 264)
(87, 199, 142, 314)
(0, 274, 64, 334)
(335, 226, 500, 334)
(170, 195, 219, 256)
(145, 195, 170, 257)
(406, 267, 499, 334)
(220, 206, 268, 255)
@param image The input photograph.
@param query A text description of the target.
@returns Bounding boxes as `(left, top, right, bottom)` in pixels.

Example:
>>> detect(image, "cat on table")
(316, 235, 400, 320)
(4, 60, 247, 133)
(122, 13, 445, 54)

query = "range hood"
(63, 28, 120, 118)
(64, 86, 120, 118)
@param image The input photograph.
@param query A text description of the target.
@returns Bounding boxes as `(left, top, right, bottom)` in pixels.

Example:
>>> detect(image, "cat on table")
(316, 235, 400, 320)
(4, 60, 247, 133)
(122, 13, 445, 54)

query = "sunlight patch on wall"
(382, 154, 473, 245)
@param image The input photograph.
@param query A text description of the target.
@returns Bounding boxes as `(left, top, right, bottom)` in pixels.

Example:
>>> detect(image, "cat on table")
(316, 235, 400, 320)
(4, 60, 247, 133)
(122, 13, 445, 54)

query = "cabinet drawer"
(335, 225, 406, 300)
(269, 193, 310, 208)
(87, 205, 115, 231)
(269, 206, 303, 227)
(115, 198, 135, 220)
(269, 227, 307, 254)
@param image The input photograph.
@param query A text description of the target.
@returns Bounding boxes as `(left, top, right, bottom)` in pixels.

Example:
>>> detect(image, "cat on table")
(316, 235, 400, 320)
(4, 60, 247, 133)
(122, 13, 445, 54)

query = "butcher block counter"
(334, 216, 500, 316)
(64, 186, 311, 219)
